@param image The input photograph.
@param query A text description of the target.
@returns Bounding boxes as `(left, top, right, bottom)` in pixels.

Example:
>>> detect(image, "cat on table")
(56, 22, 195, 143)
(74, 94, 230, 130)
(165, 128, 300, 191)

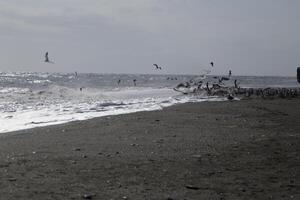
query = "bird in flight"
(44, 52, 54, 63)
(153, 64, 162, 70)
(45, 52, 49, 62)
(218, 76, 230, 84)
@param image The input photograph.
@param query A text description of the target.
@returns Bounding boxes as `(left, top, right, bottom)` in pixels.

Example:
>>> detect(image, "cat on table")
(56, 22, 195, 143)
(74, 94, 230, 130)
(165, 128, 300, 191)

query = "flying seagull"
(153, 64, 162, 70)
(44, 52, 54, 63)
(45, 52, 49, 62)
(218, 76, 230, 84)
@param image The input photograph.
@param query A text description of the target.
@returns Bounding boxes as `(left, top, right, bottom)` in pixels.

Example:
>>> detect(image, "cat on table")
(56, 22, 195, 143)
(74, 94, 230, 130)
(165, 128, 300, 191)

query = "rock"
(73, 148, 81, 151)
(8, 178, 17, 182)
(185, 185, 200, 190)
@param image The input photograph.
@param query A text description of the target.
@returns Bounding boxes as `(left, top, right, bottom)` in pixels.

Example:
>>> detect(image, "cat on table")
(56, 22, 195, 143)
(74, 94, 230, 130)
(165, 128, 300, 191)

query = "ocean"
(0, 72, 298, 133)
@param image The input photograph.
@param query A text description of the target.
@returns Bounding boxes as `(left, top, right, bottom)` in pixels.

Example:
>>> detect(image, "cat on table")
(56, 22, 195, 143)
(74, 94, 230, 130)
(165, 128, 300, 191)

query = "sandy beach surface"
(0, 98, 299, 200)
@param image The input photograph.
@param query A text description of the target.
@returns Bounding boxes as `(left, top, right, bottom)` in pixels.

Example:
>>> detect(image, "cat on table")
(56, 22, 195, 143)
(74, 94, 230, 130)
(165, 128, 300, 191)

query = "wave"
(0, 85, 223, 133)
(1, 72, 297, 134)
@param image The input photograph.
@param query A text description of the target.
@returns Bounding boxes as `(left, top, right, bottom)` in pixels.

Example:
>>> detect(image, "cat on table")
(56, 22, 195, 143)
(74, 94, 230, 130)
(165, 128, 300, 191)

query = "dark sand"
(0, 98, 299, 200)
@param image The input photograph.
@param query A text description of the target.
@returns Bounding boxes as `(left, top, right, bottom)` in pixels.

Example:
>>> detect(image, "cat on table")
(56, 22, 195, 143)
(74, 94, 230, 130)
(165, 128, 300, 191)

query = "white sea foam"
(0, 84, 226, 133)
(0, 72, 296, 134)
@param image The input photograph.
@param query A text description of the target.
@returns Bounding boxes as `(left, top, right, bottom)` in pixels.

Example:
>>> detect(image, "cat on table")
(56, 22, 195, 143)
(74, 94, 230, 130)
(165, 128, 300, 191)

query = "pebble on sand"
(82, 194, 95, 199)
(185, 185, 200, 190)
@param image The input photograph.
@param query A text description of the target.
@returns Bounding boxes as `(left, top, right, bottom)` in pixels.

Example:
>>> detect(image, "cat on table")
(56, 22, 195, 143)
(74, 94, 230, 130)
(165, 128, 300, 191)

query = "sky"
(0, 0, 299, 76)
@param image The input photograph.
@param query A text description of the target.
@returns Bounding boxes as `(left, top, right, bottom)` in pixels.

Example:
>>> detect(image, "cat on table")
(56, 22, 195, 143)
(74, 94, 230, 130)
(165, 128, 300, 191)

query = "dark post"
(298, 67, 300, 83)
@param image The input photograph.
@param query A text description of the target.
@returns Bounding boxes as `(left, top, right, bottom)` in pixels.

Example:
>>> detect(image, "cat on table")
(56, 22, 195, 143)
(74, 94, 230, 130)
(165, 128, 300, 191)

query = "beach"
(0, 98, 299, 200)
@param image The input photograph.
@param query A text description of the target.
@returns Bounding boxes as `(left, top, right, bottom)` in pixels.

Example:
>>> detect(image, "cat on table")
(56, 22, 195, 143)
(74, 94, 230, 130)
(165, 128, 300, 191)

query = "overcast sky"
(0, 0, 299, 76)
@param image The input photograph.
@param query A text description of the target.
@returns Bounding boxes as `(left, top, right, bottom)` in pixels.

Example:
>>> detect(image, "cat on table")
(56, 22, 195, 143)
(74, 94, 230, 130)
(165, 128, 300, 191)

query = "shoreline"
(1, 85, 299, 134)
(0, 98, 299, 199)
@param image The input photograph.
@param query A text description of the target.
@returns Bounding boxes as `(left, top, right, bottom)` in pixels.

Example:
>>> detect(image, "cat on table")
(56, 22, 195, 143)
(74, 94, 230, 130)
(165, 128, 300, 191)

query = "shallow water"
(0, 72, 298, 133)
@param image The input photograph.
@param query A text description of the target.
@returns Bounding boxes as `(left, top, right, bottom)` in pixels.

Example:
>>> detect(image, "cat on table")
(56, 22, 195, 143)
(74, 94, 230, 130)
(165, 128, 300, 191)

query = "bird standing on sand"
(153, 64, 162, 70)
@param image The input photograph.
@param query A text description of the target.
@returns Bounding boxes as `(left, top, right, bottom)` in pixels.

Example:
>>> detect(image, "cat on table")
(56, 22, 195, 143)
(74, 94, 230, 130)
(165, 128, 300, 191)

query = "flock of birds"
(44, 52, 235, 98)
(44, 52, 165, 86)
(173, 61, 238, 100)
(44, 52, 300, 100)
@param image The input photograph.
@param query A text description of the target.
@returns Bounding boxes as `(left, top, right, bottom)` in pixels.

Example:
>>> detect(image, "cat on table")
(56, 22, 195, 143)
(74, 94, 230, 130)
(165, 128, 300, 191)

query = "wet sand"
(0, 98, 299, 199)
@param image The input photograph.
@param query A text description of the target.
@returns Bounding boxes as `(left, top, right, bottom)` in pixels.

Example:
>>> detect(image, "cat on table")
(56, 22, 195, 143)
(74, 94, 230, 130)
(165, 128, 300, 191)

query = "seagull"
(227, 94, 234, 100)
(45, 52, 49, 62)
(218, 76, 230, 84)
(153, 64, 162, 70)
(234, 79, 239, 88)
(44, 52, 54, 63)
(206, 82, 211, 92)
(191, 69, 211, 82)
(210, 62, 214, 67)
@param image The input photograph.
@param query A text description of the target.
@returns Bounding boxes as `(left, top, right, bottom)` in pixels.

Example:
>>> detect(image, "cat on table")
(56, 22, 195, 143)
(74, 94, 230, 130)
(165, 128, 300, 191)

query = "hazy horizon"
(0, 70, 298, 78)
(0, 0, 299, 76)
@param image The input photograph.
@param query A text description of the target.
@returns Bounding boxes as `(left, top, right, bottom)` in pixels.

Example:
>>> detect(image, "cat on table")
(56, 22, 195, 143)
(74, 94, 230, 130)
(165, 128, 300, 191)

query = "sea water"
(0, 72, 298, 133)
